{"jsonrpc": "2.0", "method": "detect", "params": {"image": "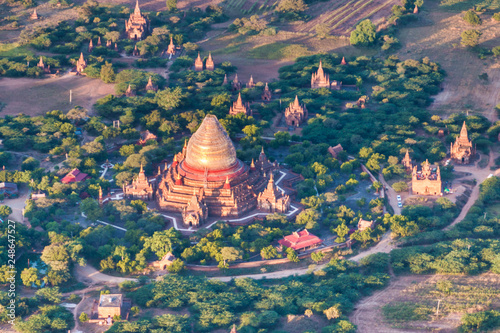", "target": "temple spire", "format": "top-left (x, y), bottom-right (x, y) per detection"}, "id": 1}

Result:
top-left (293, 95), bottom-right (300, 107)
top-left (134, 0), bottom-right (141, 15)
top-left (459, 121), bottom-right (468, 140)
top-left (236, 93), bottom-right (243, 107)
top-left (79, 52), bottom-right (85, 62)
